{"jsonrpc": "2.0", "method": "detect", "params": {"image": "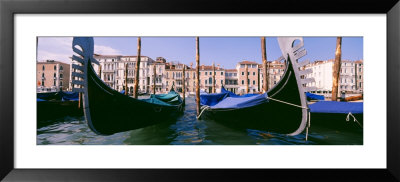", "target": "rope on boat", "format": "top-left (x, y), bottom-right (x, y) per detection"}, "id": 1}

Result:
top-left (305, 110), bottom-right (311, 141)
top-left (346, 112), bottom-right (363, 128)
top-left (267, 97), bottom-right (308, 109)
top-left (266, 97), bottom-right (311, 141)
top-left (196, 105), bottom-right (210, 119)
